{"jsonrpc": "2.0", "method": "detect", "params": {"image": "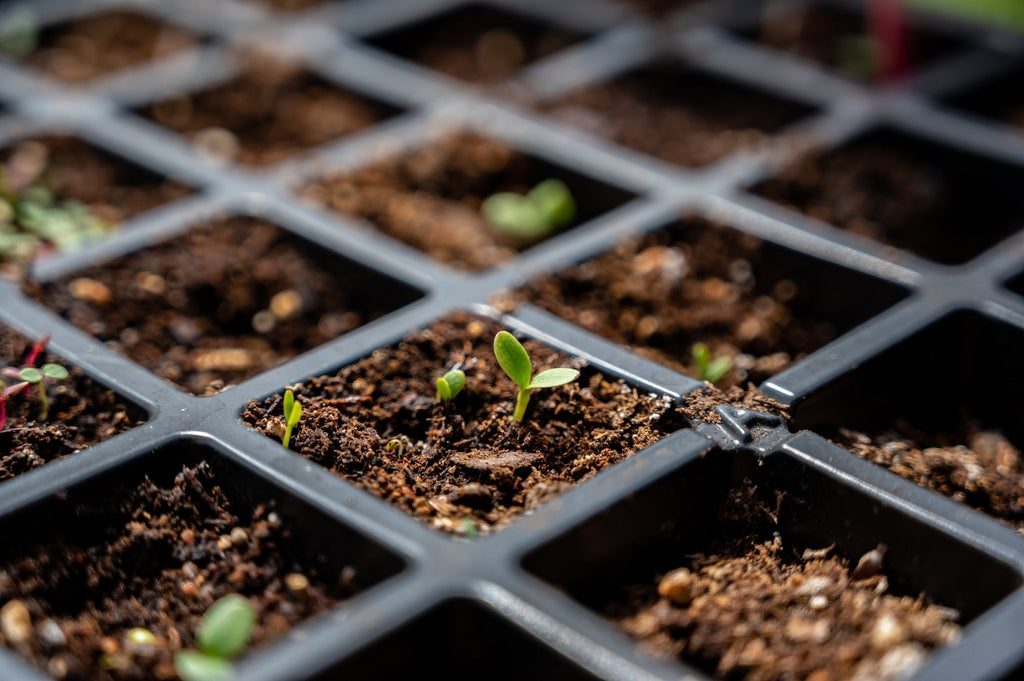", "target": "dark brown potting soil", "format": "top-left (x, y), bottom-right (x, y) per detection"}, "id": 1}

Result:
top-left (0, 461), bottom-right (346, 681)
top-left (140, 53), bottom-right (395, 166)
top-left (613, 535), bottom-right (961, 681)
top-left (21, 10), bottom-right (196, 83)
top-left (24, 216), bottom-right (420, 395)
top-left (744, 3), bottom-right (961, 80)
top-left (242, 312), bottom-right (689, 535)
top-left (508, 218), bottom-right (843, 387)
top-left (0, 328), bottom-right (142, 481)
top-left (616, 0), bottom-right (703, 15)
top-left (367, 5), bottom-right (584, 84)
top-left (0, 136), bottom-right (192, 225)
top-left (299, 132), bottom-right (614, 271)
top-left (678, 384), bottom-right (790, 425)
top-left (541, 66), bottom-right (812, 168)
top-left (250, 0), bottom-right (332, 11)
top-left (833, 422), bottom-right (1024, 533)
